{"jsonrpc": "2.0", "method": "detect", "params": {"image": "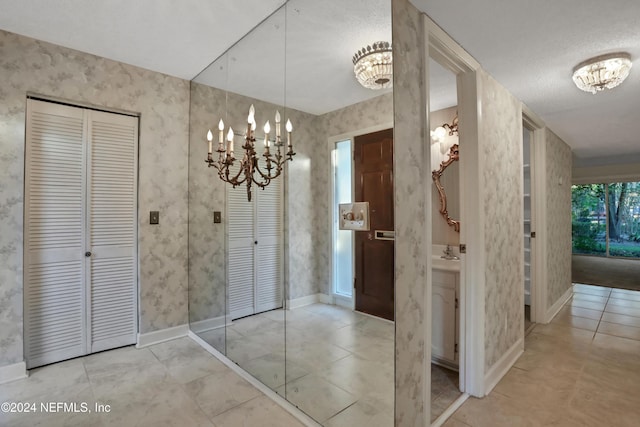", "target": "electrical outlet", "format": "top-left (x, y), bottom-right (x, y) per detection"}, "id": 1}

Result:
top-left (150, 211), bottom-right (159, 225)
top-left (213, 211), bottom-right (222, 224)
